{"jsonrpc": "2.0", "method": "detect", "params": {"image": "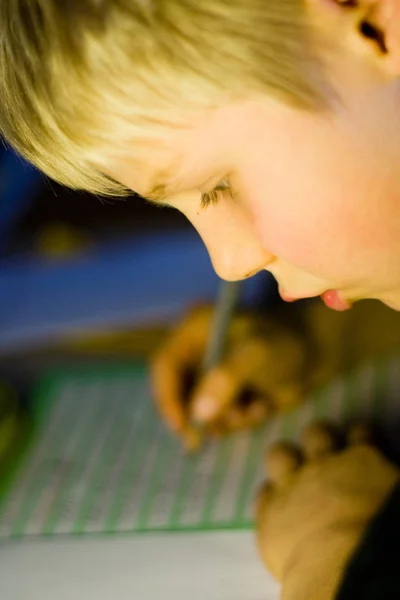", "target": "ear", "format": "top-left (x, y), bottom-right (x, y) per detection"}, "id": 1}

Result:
top-left (380, 0), bottom-right (400, 75)
top-left (340, 0), bottom-right (400, 75)
top-left (314, 0), bottom-right (400, 75)
top-left (372, 0), bottom-right (400, 74)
